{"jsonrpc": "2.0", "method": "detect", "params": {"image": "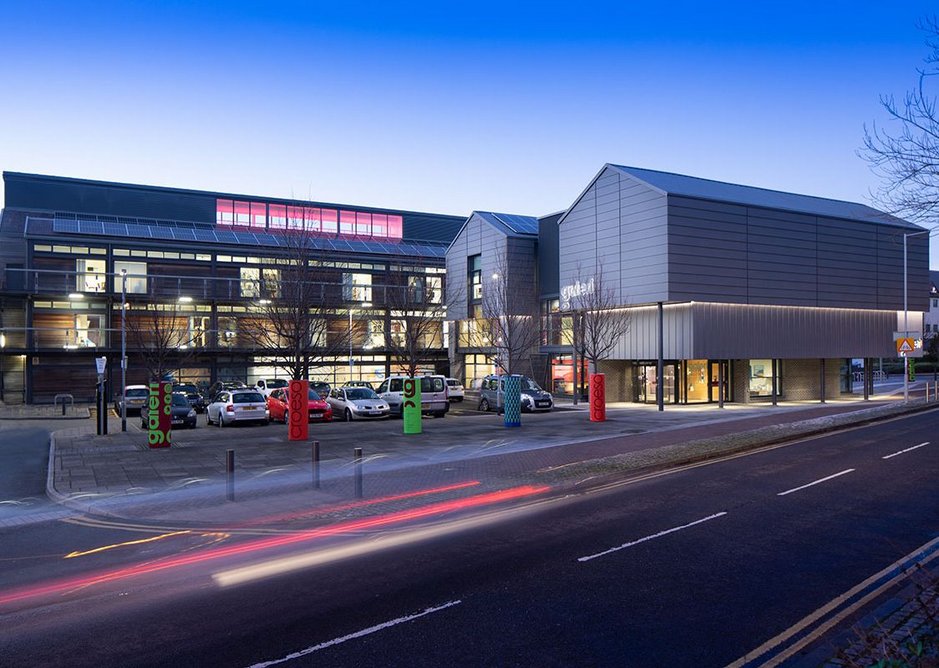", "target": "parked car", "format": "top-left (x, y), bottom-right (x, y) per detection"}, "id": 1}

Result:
top-left (344, 380), bottom-right (374, 390)
top-left (141, 392), bottom-right (198, 429)
top-left (267, 387), bottom-right (333, 423)
top-left (206, 389), bottom-right (269, 427)
top-left (375, 375), bottom-right (449, 417)
top-left (310, 381), bottom-right (331, 399)
top-left (205, 380), bottom-right (247, 402)
top-left (478, 375), bottom-right (554, 413)
top-left (116, 385), bottom-right (150, 416)
top-left (327, 386), bottom-right (390, 421)
top-left (254, 378), bottom-right (289, 398)
top-left (445, 378), bottom-right (465, 402)
top-left (172, 383), bottom-right (206, 413)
